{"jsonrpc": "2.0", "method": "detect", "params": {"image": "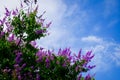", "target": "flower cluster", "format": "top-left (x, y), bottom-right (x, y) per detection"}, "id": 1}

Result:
top-left (35, 48), bottom-right (95, 80)
top-left (0, 1), bottom-right (95, 80)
